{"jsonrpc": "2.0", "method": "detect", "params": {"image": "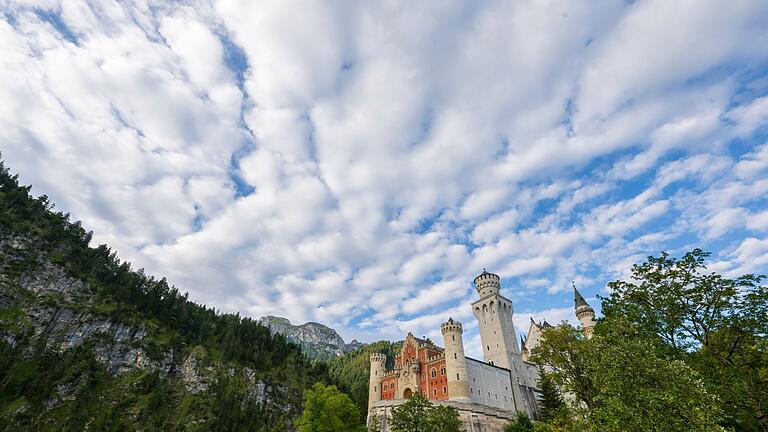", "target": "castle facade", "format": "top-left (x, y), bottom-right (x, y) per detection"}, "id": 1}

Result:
top-left (368, 271), bottom-right (596, 432)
